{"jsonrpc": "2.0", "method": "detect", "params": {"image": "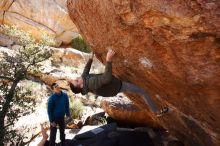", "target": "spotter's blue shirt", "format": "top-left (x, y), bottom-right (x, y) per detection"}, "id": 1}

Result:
top-left (47, 91), bottom-right (70, 122)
